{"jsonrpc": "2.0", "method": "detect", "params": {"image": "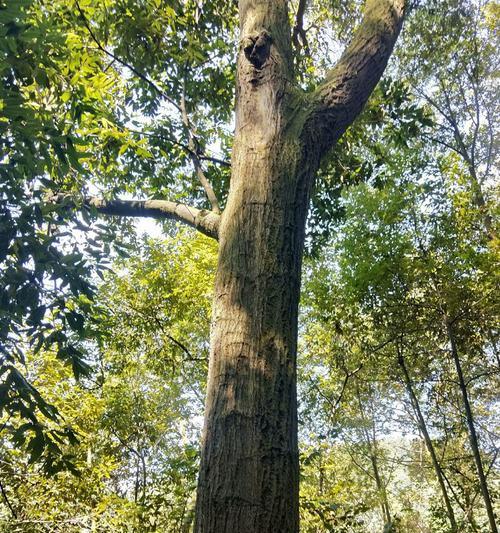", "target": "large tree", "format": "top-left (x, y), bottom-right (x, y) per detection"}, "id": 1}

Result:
top-left (189, 2), bottom-right (404, 530)
top-left (1, 0), bottom-right (407, 531)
